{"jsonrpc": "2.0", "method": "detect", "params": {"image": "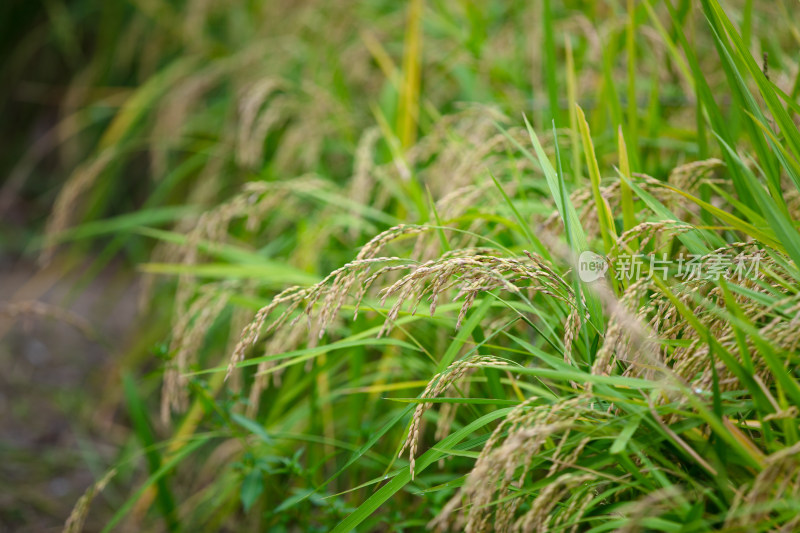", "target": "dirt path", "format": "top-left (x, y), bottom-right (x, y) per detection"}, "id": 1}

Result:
top-left (1, 255), bottom-right (140, 532)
